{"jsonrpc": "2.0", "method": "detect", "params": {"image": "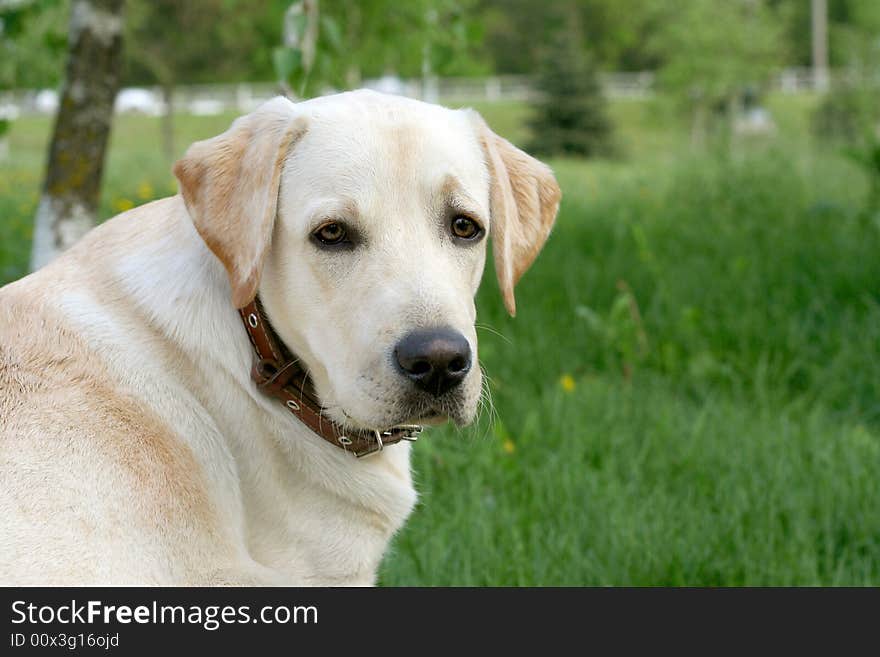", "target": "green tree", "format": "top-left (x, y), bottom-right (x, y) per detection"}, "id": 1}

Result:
top-left (527, 21), bottom-right (614, 158)
top-left (810, 0), bottom-right (880, 215)
top-left (0, 0), bottom-right (66, 90)
top-left (480, 0), bottom-right (662, 74)
top-left (829, 0), bottom-right (880, 71)
top-left (0, 0), bottom-right (66, 149)
top-left (274, 0), bottom-right (487, 96)
top-left (125, 0), bottom-right (266, 160)
top-left (647, 0), bottom-right (785, 145)
top-left (771, 0), bottom-right (880, 68)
